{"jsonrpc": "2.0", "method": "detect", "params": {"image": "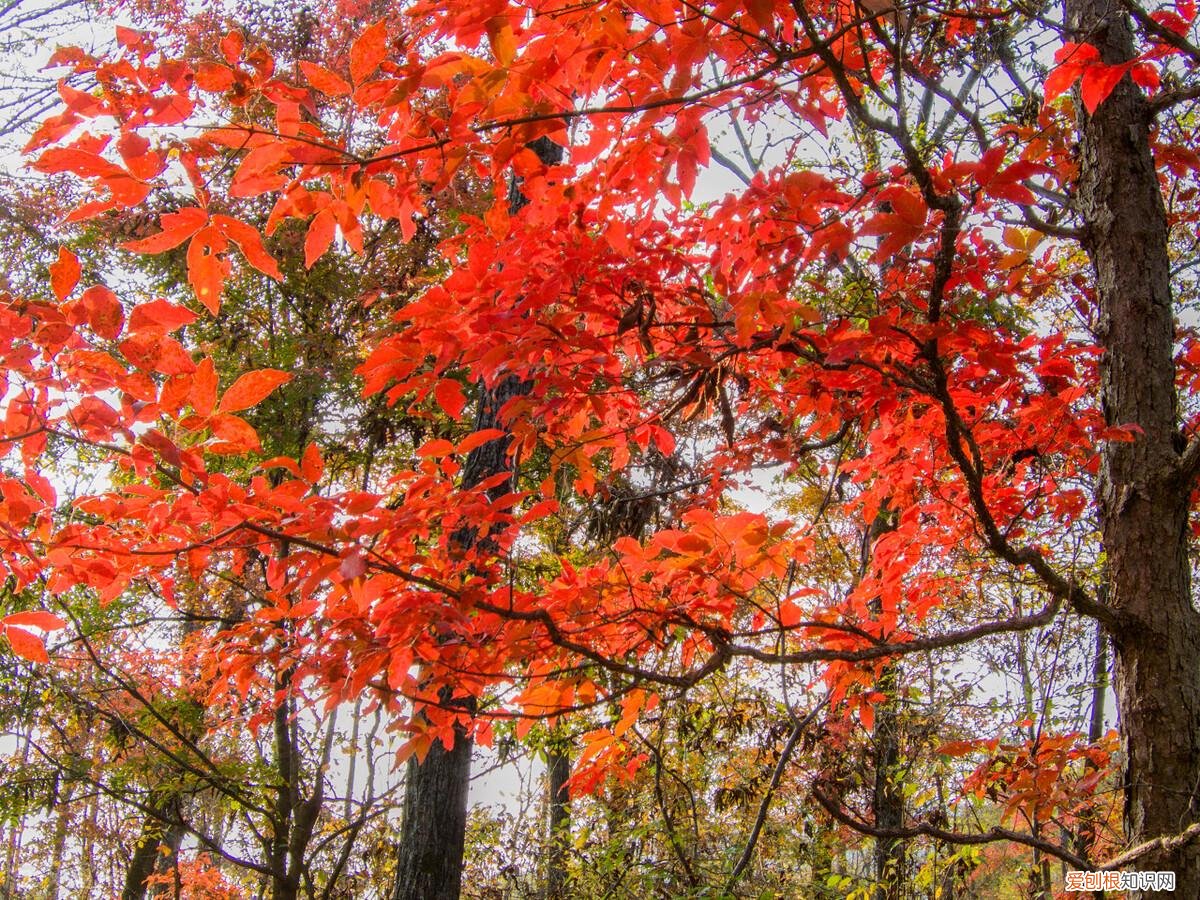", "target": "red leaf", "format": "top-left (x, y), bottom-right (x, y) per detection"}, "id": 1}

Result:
top-left (1053, 41), bottom-right (1100, 66)
top-left (3, 611), bottom-right (66, 631)
top-left (119, 333), bottom-right (196, 375)
top-left (1043, 64), bottom-right (1083, 105)
top-left (221, 31), bottom-right (244, 65)
top-left (49, 247), bottom-right (81, 301)
top-left (349, 19), bottom-right (389, 84)
top-left (860, 700), bottom-right (874, 732)
top-left (305, 208), bottom-right (336, 268)
top-left (457, 429), bottom-right (506, 455)
top-left (78, 285), bottom-right (124, 340)
top-left (186, 226), bottom-right (231, 314)
top-left (115, 26), bottom-right (145, 49)
top-left (124, 207), bottom-right (208, 254)
top-left (195, 62), bottom-right (236, 92)
top-left (208, 413), bottom-right (261, 452)
top-left (300, 61), bottom-right (351, 97)
top-left (190, 357), bottom-right (218, 417)
top-left (1081, 63), bottom-right (1129, 114)
top-left (1044, 43), bottom-right (1100, 104)
top-left (301, 442), bottom-right (324, 482)
top-left (1130, 62), bottom-right (1161, 93)
top-left (339, 548), bottom-right (368, 580)
top-left (212, 215), bottom-right (282, 280)
top-left (127, 299), bottom-right (198, 334)
top-left (5, 627), bottom-right (49, 663)
top-left (435, 379), bottom-right (467, 418)
top-left (218, 369), bottom-right (293, 413)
